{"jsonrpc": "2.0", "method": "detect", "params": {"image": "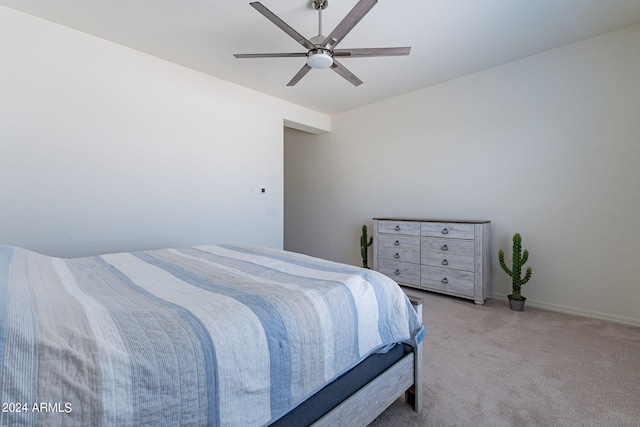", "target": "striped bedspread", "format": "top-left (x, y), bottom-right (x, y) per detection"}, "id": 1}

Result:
top-left (0, 244), bottom-right (424, 426)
